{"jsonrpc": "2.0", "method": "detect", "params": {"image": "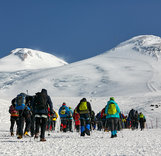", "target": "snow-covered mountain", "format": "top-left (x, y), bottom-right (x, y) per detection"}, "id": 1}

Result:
top-left (1, 35), bottom-right (161, 99)
top-left (0, 48), bottom-right (68, 71)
